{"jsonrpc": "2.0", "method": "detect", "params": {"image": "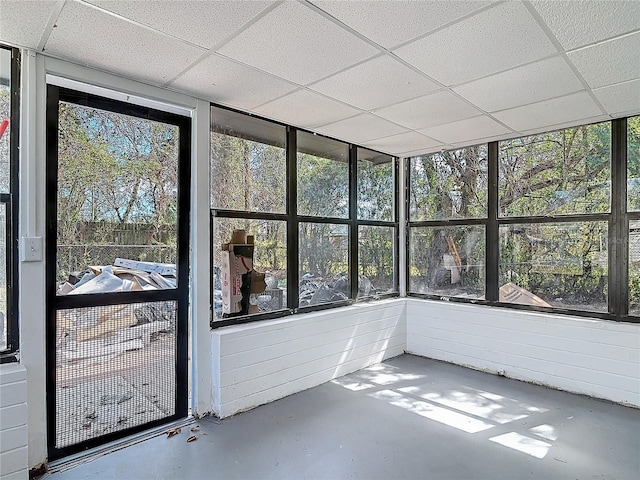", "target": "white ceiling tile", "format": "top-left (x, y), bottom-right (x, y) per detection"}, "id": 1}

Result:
top-left (44, 1), bottom-right (206, 85)
top-left (593, 79), bottom-right (640, 117)
top-left (313, 114), bottom-right (407, 144)
top-left (519, 114), bottom-right (611, 136)
top-left (0, 0), bottom-right (59, 49)
top-left (418, 115), bottom-right (511, 145)
top-left (373, 90), bottom-right (482, 130)
top-left (310, 0), bottom-right (493, 49)
top-left (309, 55), bottom-right (440, 110)
top-left (452, 132), bottom-right (520, 149)
top-left (170, 54), bottom-right (298, 110)
top-left (218, 1), bottom-right (379, 85)
top-left (453, 56), bottom-right (584, 112)
top-left (531, 0), bottom-right (640, 51)
top-left (493, 91), bottom-right (603, 132)
top-left (365, 131), bottom-right (443, 155)
top-left (86, 0), bottom-right (274, 49)
top-left (253, 90), bottom-right (360, 129)
top-left (568, 32), bottom-right (640, 89)
top-left (396, 147), bottom-right (443, 158)
top-left (394, 1), bottom-right (557, 86)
